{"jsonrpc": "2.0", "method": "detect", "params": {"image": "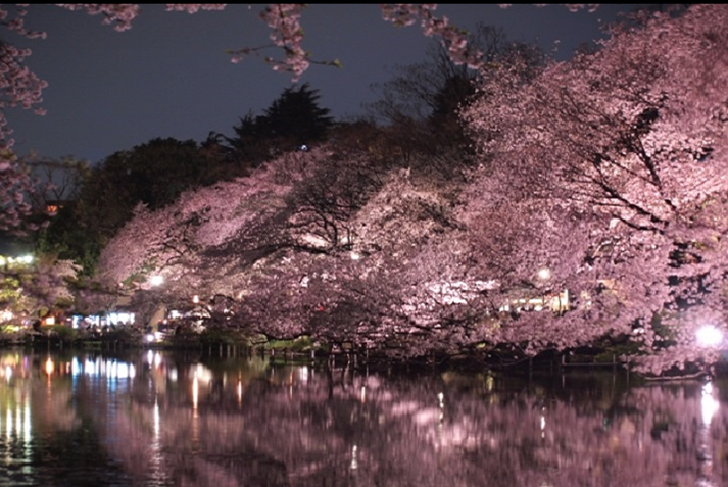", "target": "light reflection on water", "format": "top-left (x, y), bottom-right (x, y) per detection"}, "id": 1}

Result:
top-left (0, 349), bottom-right (725, 486)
